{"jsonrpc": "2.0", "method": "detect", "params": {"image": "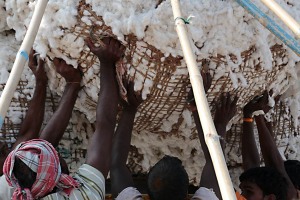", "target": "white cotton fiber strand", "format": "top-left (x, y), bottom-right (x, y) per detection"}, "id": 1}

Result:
top-left (0, 2), bottom-right (8, 31)
top-left (182, 109), bottom-right (193, 127)
top-left (229, 70), bottom-right (238, 89)
top-left (290, 99), bottom-right (300, 128)
top-left (268, 95), bottom-right (275, 108)
top-left (0, 32), bottom-right (20, 83)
